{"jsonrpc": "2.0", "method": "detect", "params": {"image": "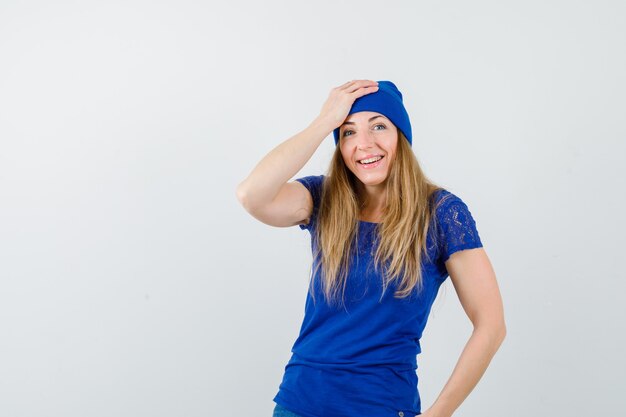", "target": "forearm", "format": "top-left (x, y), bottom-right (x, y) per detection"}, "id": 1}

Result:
top-left (427, 325), bottom-right (506, 417)
top-left (236, 117), bottom-right (332, 207)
